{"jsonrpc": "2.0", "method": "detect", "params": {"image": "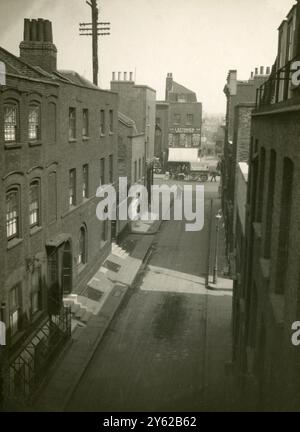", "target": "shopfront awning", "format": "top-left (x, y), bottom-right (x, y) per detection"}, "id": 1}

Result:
top-left (168, 148), bottom-right (200, 163)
